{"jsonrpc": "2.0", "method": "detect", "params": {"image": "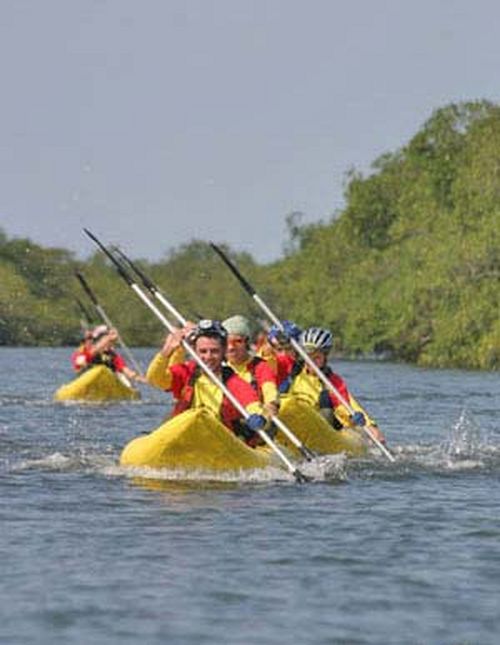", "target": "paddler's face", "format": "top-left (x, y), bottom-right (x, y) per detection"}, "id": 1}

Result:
top-left (226, 334), bottom-right (249, 363)
top-left (308, 350), bottom-right (328, 369)
top-left (195, 336), bottom-right (225, 371)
